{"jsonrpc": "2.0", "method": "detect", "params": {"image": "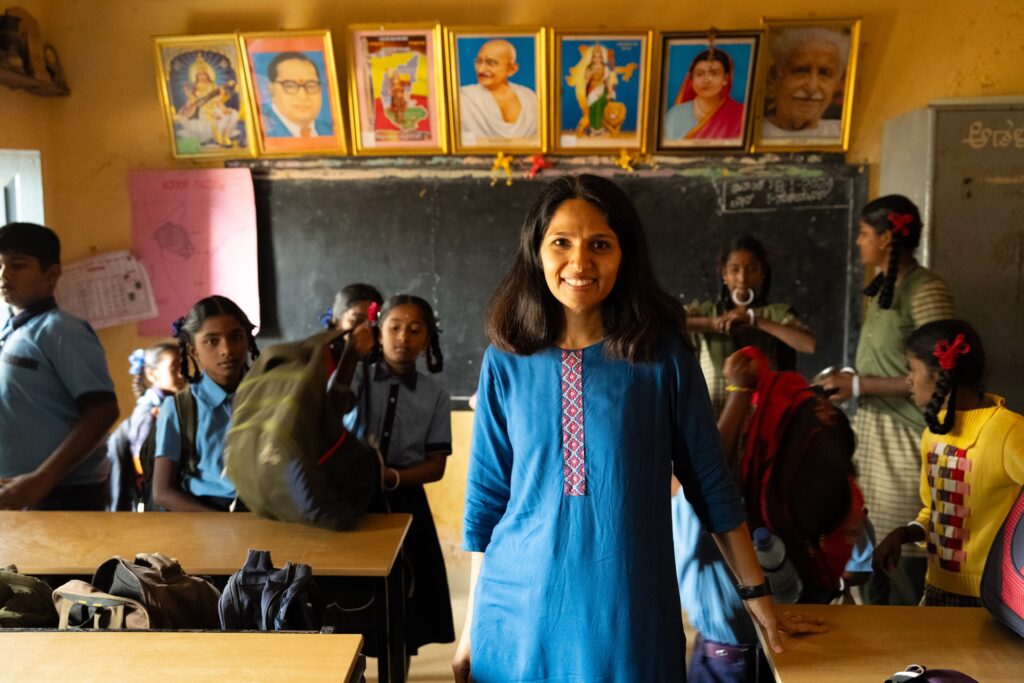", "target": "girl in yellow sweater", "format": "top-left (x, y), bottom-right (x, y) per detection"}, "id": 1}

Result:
top-left (874, 319), bottom-right (1024, 606)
